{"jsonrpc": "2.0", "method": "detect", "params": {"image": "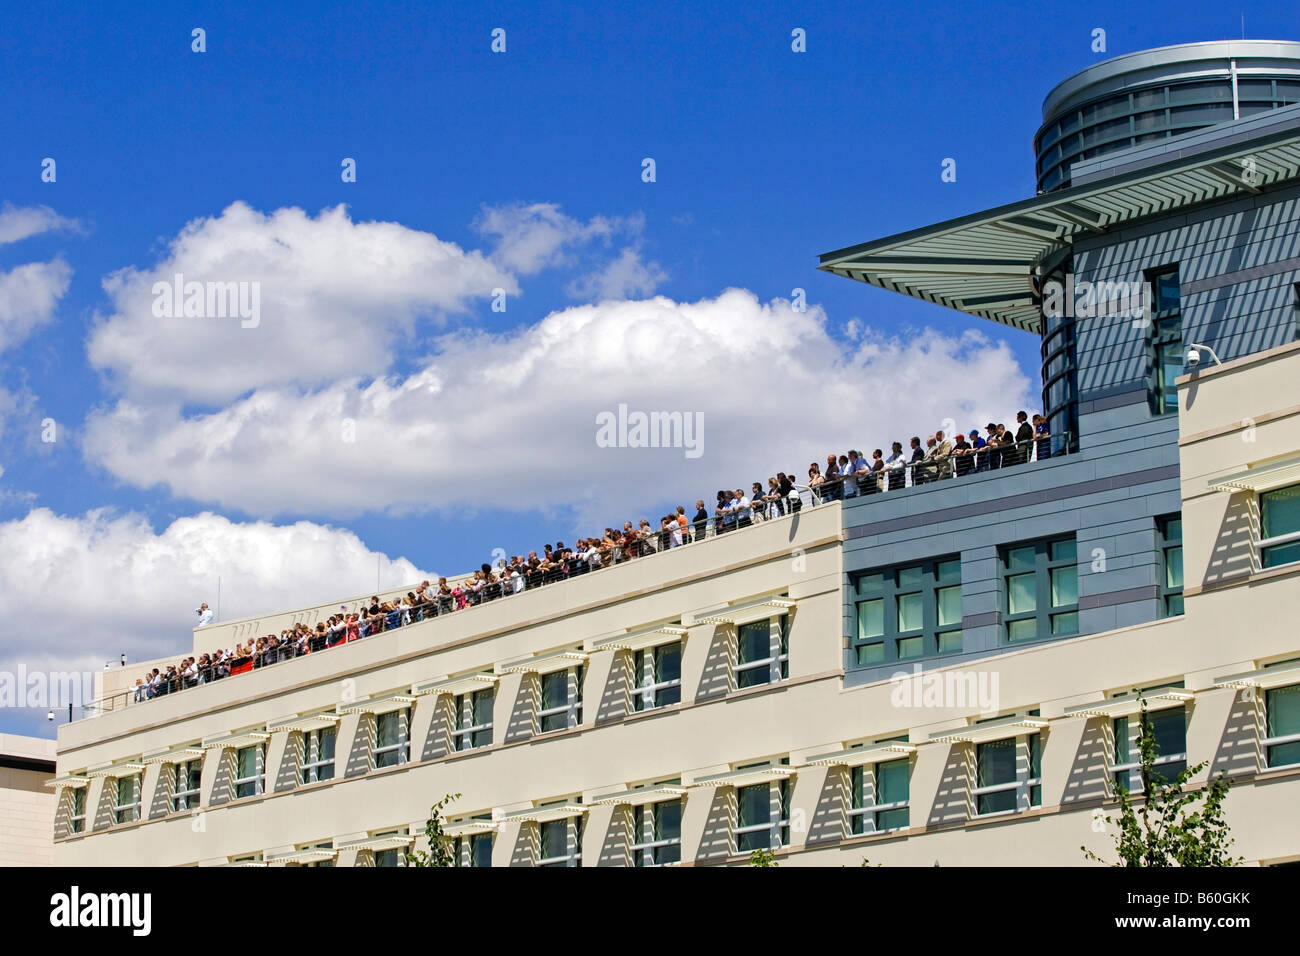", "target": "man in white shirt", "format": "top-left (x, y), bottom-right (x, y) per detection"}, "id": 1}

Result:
top-left (733, 489), bottom-right (753, 528)
top-left (196, 603), bottom-right (213, 627)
